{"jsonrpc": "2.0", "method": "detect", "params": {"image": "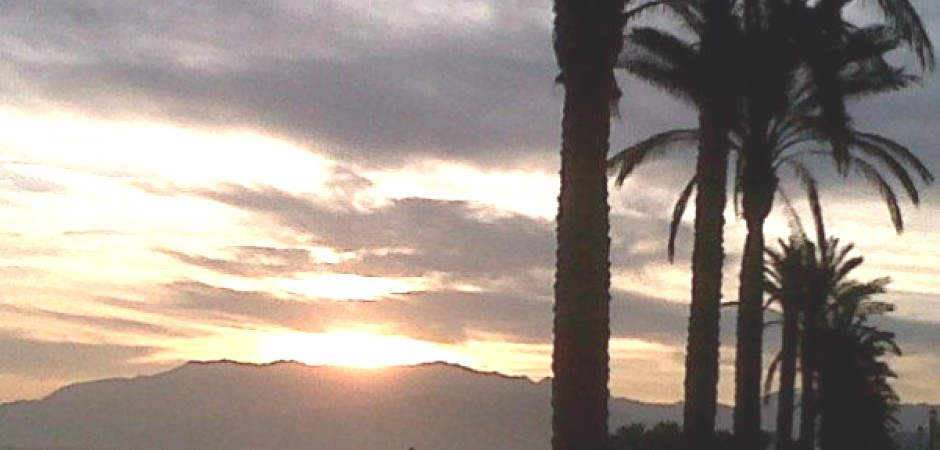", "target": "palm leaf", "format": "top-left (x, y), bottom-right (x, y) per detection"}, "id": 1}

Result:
top-left (608, 128), bottom-right (699, 185)
top-left (847, 134), bottom-right (926, 205)
top-left (850, 158), bottom-right (905, 231)
top-left (668, 176), bottom-right (696, 262)
top-left (873, 0), bottom-right (935, 70)
top-left (853, 132), bottom-right (934, 183)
